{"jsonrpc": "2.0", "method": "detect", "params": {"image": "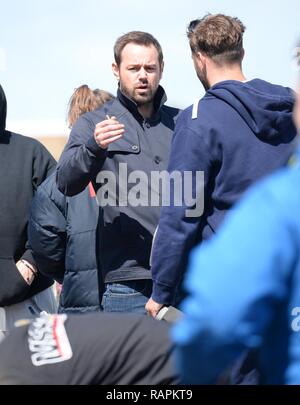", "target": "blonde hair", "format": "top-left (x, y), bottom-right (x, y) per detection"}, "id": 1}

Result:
top-left (67, 85), bottom-right (114, 127)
